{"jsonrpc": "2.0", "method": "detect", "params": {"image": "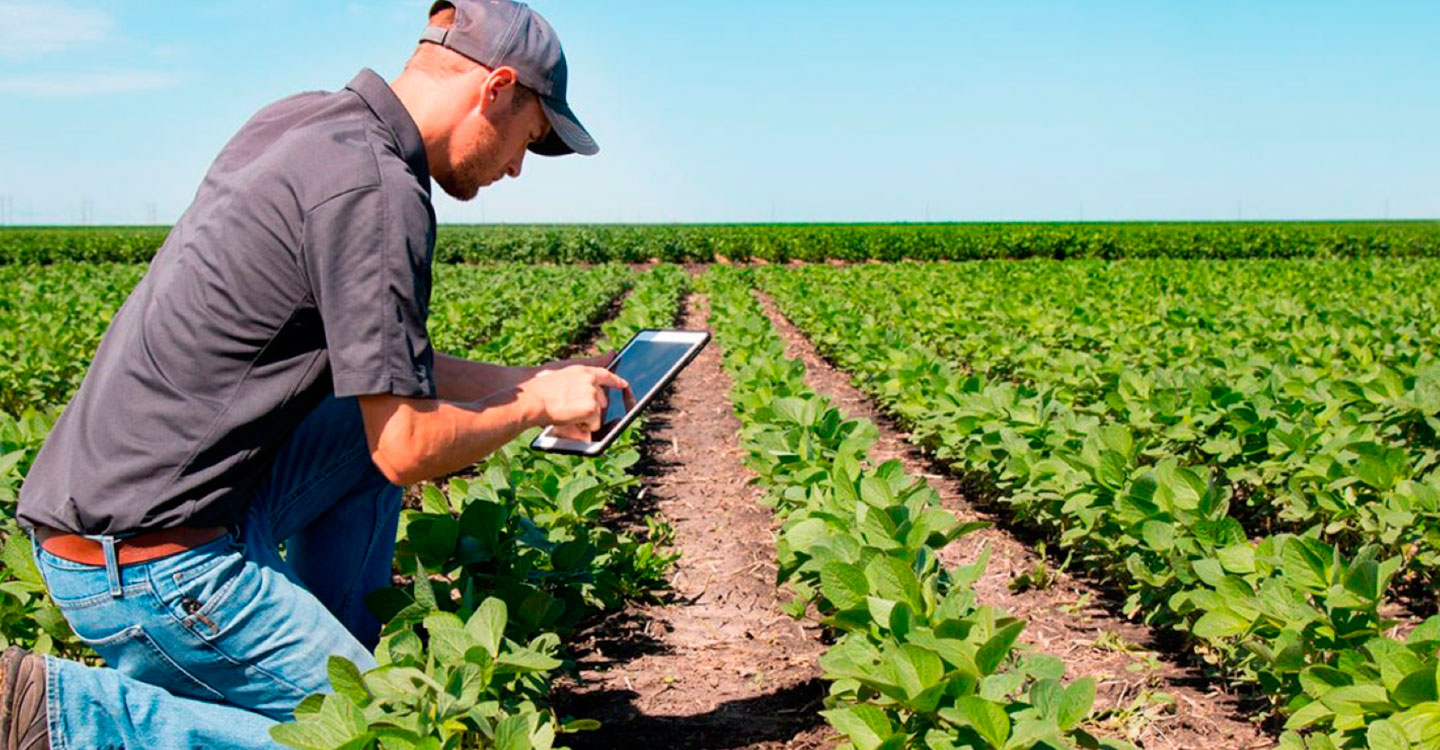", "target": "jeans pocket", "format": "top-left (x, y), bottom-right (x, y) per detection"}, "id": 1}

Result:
top-left (150, 537), bottom-right (250, 642)
top-left (81, 623), bottom-right (227, 702)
